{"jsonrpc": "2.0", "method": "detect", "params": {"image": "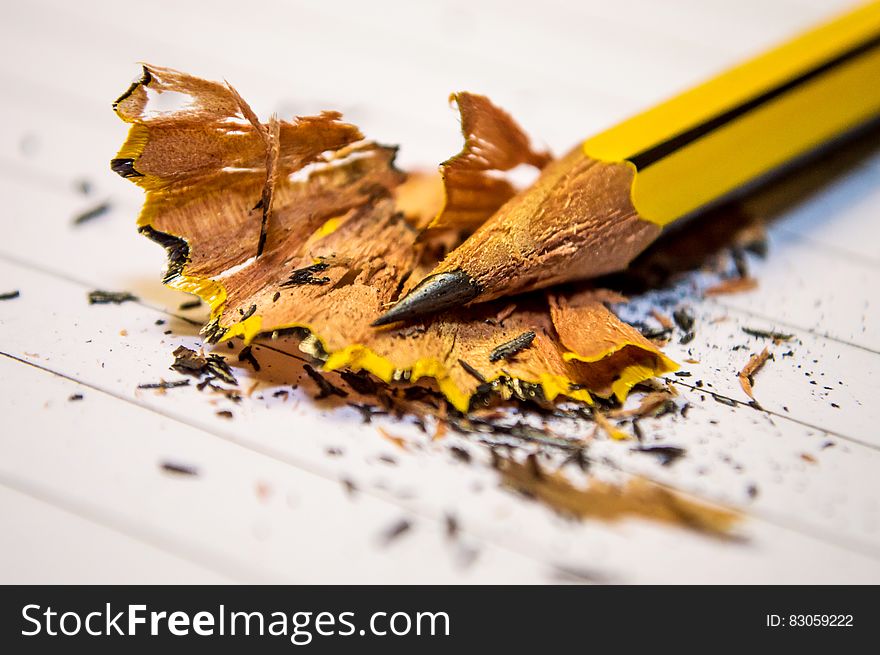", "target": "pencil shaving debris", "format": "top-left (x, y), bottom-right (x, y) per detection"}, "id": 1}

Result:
top-left (633, 445), bottom-right (687, 466)
top-left (379, 518), bottom-right (412, 546)
top-left (742, 327), bottom-right (793, 341)
top-left (137, 379), bottom-right (190, 391)
top-left (110, 64), bottom-right (676, 414)
top-left (738, 347), bottom-right (772, 400)
top-left (496, 455), bottom-right (738, 536)
top-left (488, 331), bottom-right (536, 362)
top-left (594, 412), bottom-right (630, 441)
top-left (171, 346), bottom-right (207, 375)
top-left (103, 65), bottom-right (790, 538)
top-left (88, 289), bottom-right (138, 305)
top-left (704, 277), bottom-right (758, 296)
top-left (160, 461), bottom-right (199, 476)
top-left (72, 200), bottom-right (111, 226)
top-left (424, 92), bottom-right (551, 234)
